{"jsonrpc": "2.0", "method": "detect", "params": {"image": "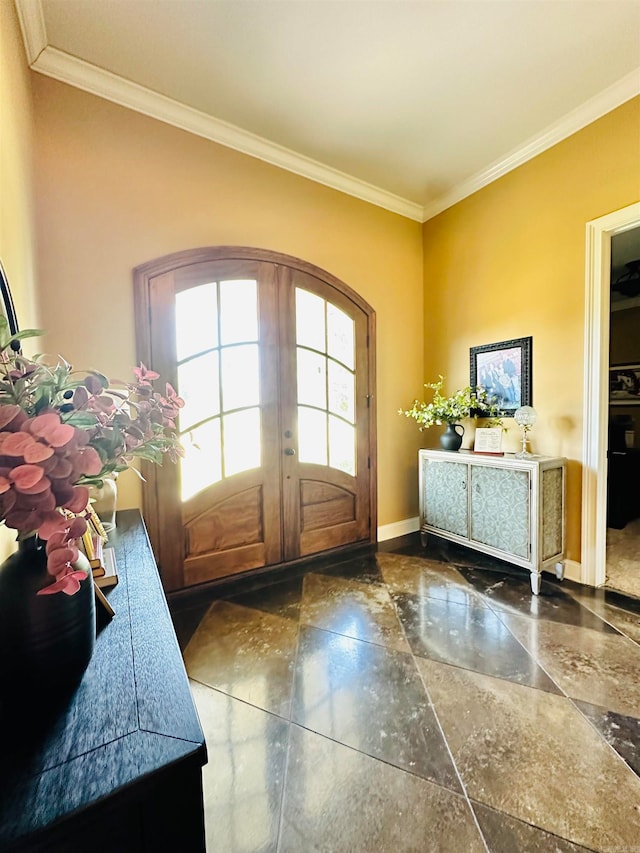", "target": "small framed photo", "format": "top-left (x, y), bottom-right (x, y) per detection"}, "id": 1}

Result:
top-left (474, 427), bottom-right (503, 454)
top-left (610, 364), bottom-right (640, 405)
top-left (470, 336), bottom-right (532, 416)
